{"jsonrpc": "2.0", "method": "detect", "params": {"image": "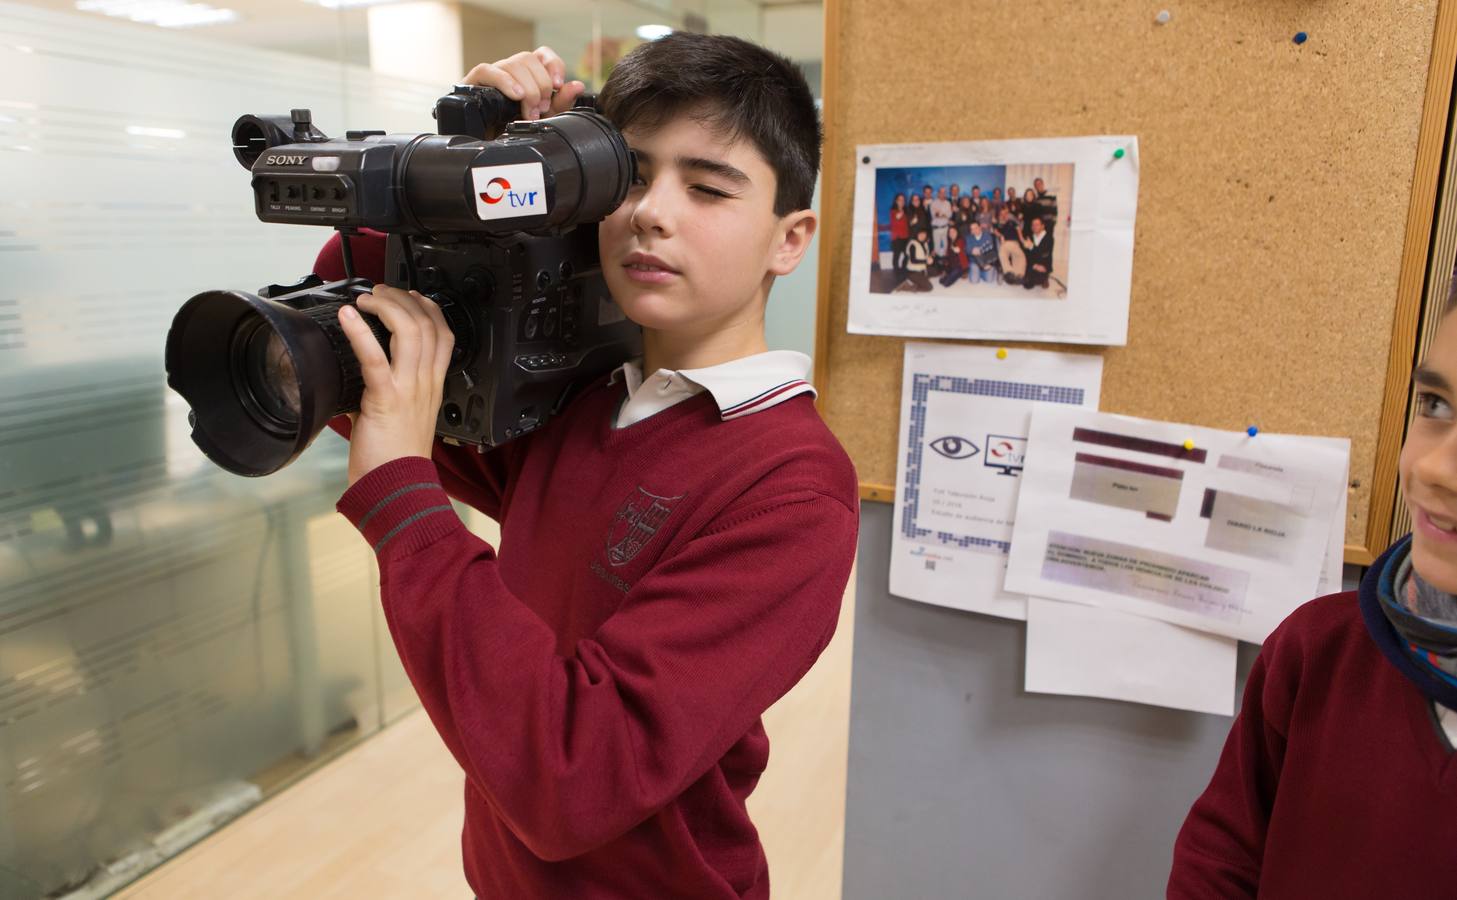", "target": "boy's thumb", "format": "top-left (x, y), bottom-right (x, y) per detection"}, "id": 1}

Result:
top-left (560, 80), bottom-right (587, 109)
